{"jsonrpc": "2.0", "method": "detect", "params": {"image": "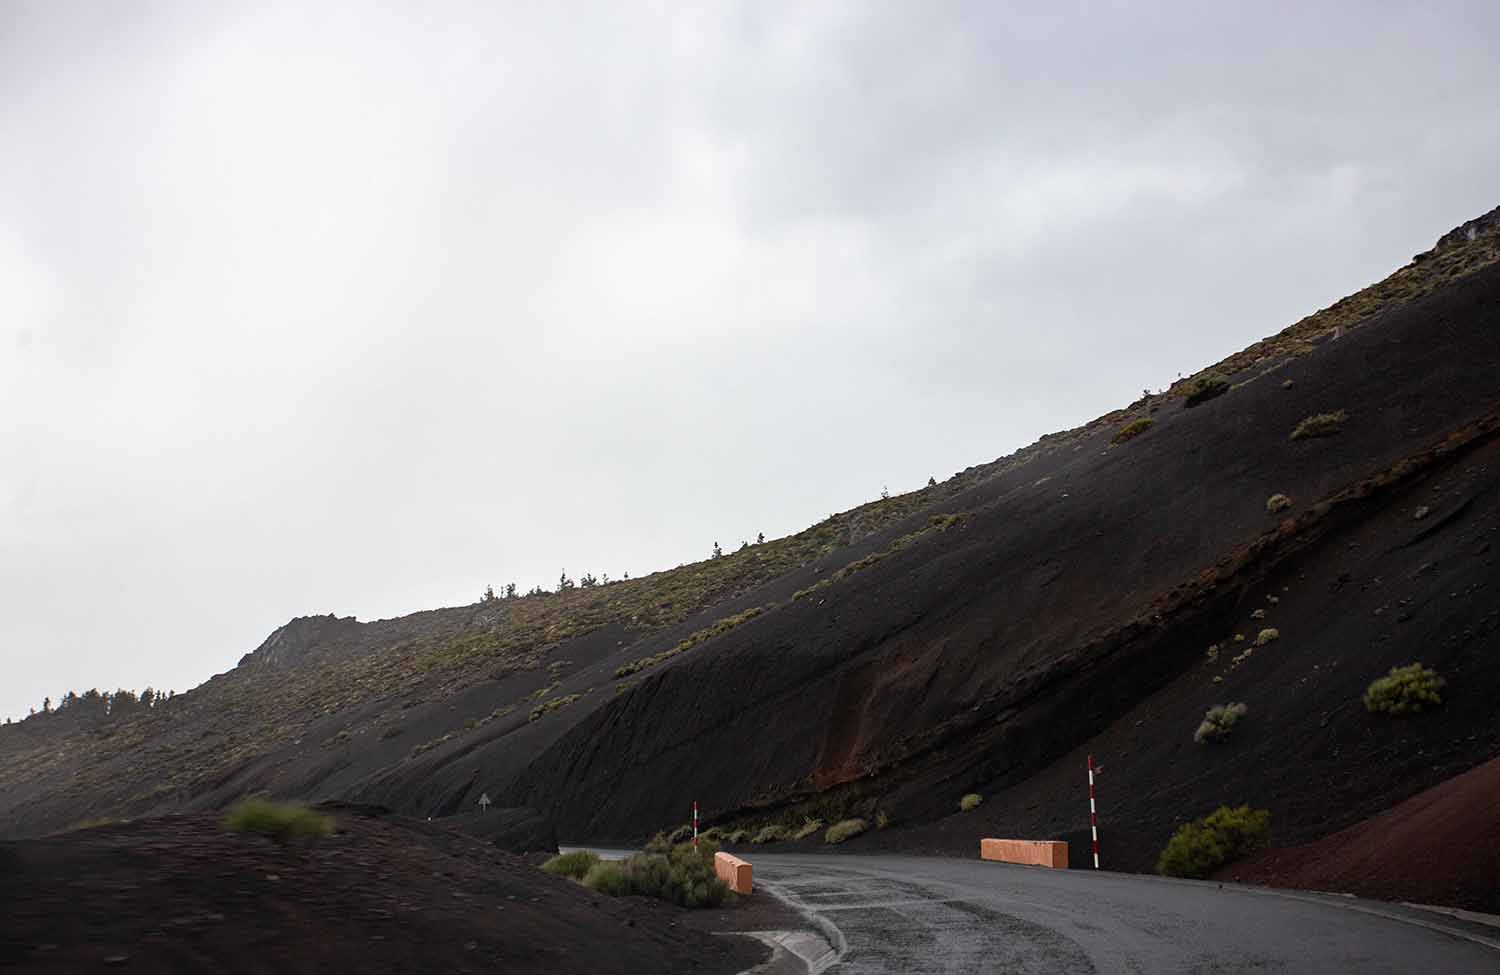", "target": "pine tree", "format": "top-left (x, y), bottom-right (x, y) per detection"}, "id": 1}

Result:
top-left (927, 476), bottom-right (937, 488)
top-left (483, 584), bottom-right (497, 602)
top-left (756, 532), bottom-right (765, 544)
top-left (557, 570), bottom-right (575, 592)
top-left (712, 541), bottom-right (723, 559)
top-left (504, 583), bottom-right (517, 599)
